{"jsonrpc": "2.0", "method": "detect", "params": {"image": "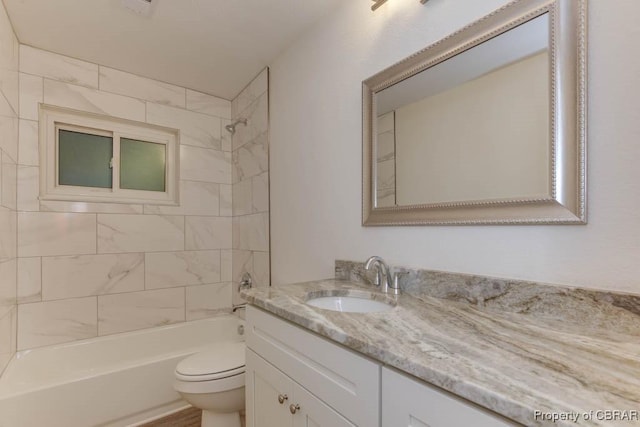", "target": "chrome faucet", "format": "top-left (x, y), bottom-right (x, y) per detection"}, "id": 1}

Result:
top-left (364, 256), bottom-right (401, 295)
